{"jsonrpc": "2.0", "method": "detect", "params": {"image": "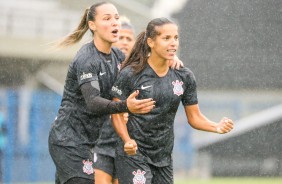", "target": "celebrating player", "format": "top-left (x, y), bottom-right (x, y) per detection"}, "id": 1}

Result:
top-left (48, 2), bottom-right (155, 184)
top-left (111, 17), bottom-right (234, 184)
